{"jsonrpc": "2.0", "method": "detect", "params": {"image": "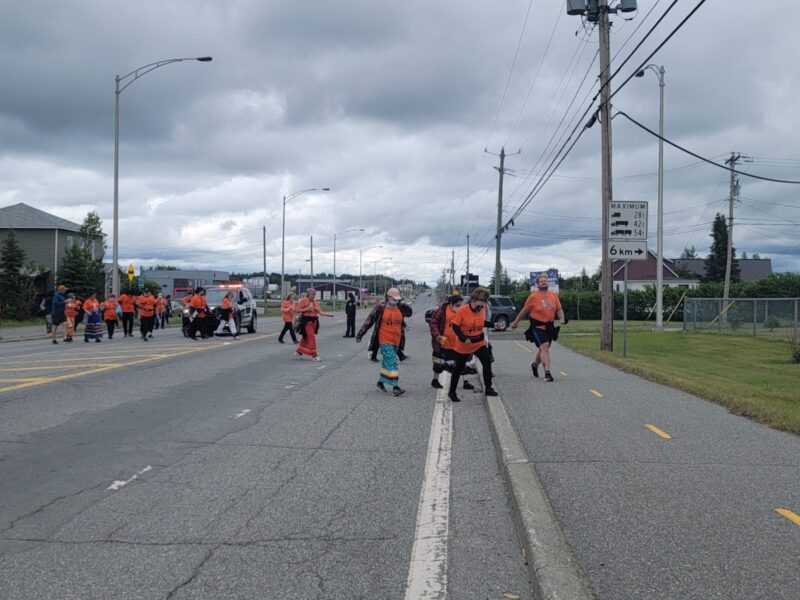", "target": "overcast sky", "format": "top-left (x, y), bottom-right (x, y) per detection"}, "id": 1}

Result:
top-left (2, 0), bottom-right (799, 285)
